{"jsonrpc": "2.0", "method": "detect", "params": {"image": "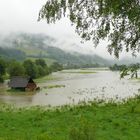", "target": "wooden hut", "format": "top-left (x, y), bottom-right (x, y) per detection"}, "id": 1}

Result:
top-left (9, 76), bottom-right (37, 91)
